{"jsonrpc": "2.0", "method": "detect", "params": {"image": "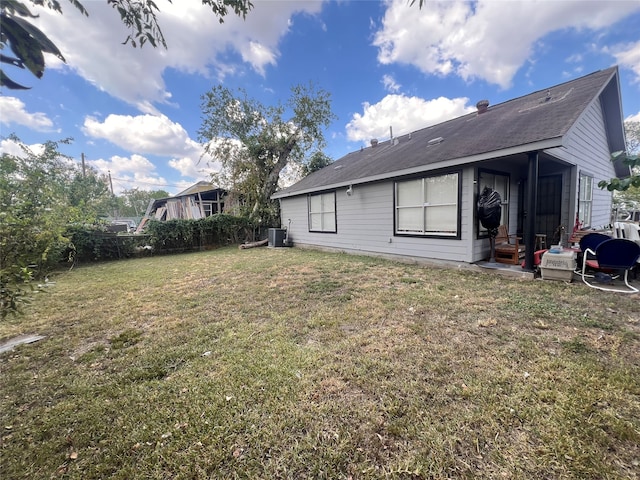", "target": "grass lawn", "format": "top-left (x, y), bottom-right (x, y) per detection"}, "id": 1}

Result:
top-left (1, 247), bottom-right (639, 479)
